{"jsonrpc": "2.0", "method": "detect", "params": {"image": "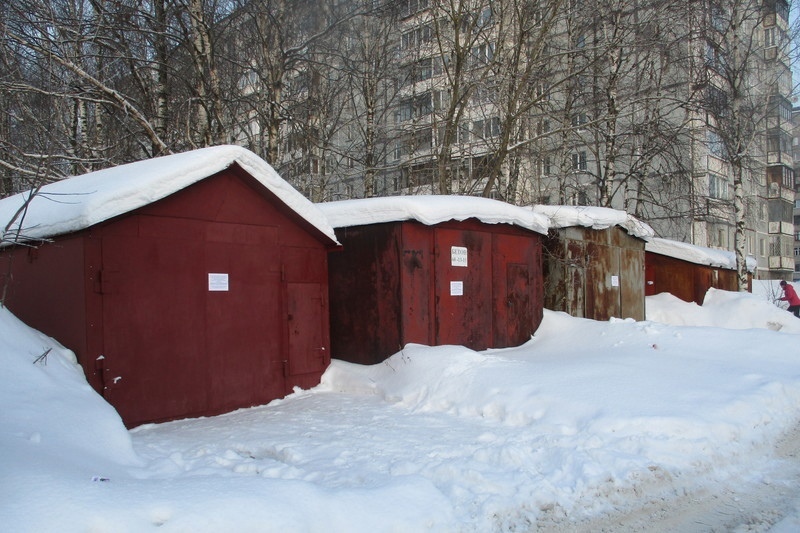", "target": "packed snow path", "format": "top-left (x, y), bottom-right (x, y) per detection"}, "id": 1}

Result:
top-left (129, 392), bottom-right (800, 532)
top-left (4, 288), bottom-right (800, 531)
